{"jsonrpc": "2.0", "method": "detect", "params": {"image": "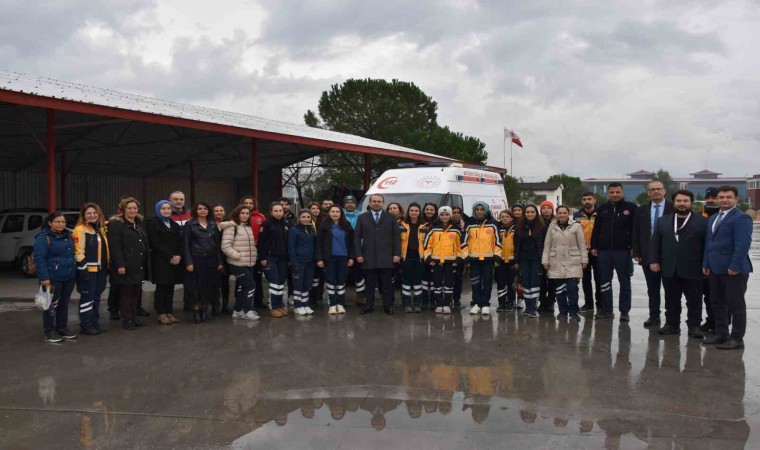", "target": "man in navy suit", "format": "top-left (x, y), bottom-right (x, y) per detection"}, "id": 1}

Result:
top-left (649, 190), bottom-right (707, 338)
top-left (702, 185), bottom-right (754, 349)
